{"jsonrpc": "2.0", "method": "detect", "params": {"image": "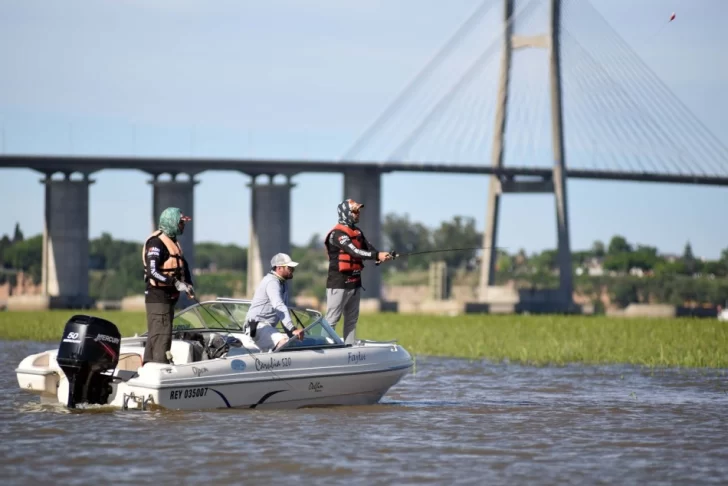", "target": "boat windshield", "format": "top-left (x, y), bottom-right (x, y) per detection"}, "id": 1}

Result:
top-left (172, 300), bottom-right (249, 332)
top-left (276, 311), bottom-right (345, 351)
top-left (169, 300), bottom-right (338, 342)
